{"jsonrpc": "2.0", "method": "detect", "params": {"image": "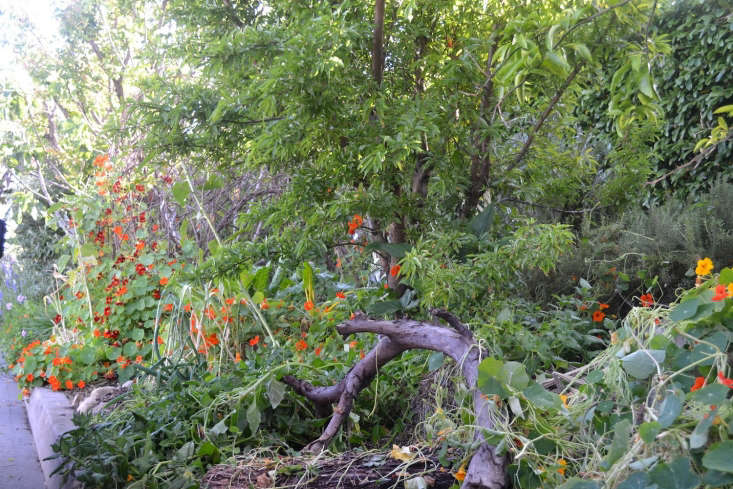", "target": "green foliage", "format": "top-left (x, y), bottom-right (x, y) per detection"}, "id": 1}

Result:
top-left (649, 0), bottom-right (733, 200)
